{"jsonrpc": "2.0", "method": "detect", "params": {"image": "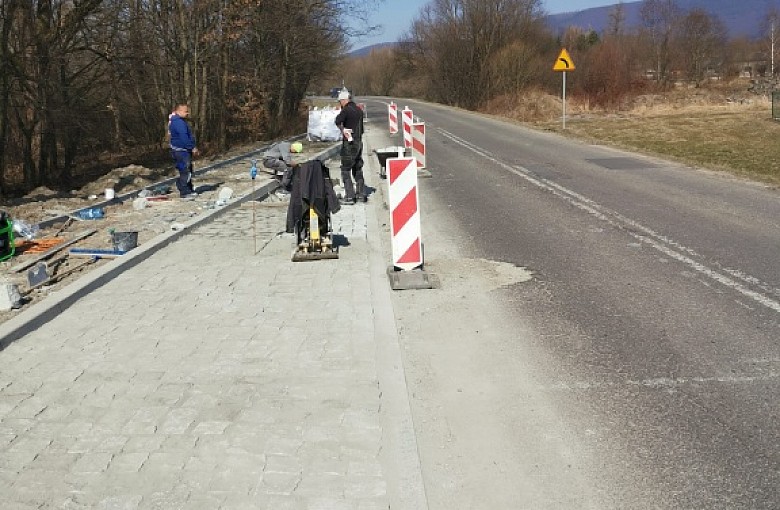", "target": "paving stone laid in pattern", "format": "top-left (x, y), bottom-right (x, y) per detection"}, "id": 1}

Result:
top-left (0, 190), bottom-right (389, 508)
